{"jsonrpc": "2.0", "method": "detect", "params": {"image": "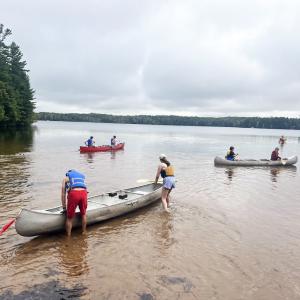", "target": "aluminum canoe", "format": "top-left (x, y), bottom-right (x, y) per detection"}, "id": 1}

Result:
top-left (214, 155), bottom-right (298, 166)
top-left (15, 183), bottom-right (162, 237)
